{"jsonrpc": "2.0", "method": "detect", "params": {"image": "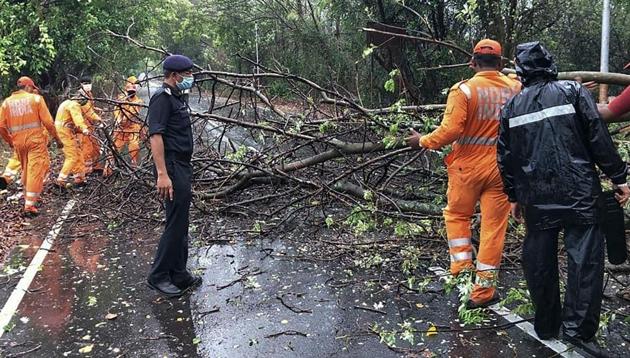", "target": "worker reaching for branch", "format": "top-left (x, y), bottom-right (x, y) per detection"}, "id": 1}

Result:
top-left (407, 39), bottom-right (521, 308)
top-left (55, 93), bottom-right (91, 187)
top-left (77, 81), bottom-right (103, 174)
top-left (0, 77), bottom-right (63, 216)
